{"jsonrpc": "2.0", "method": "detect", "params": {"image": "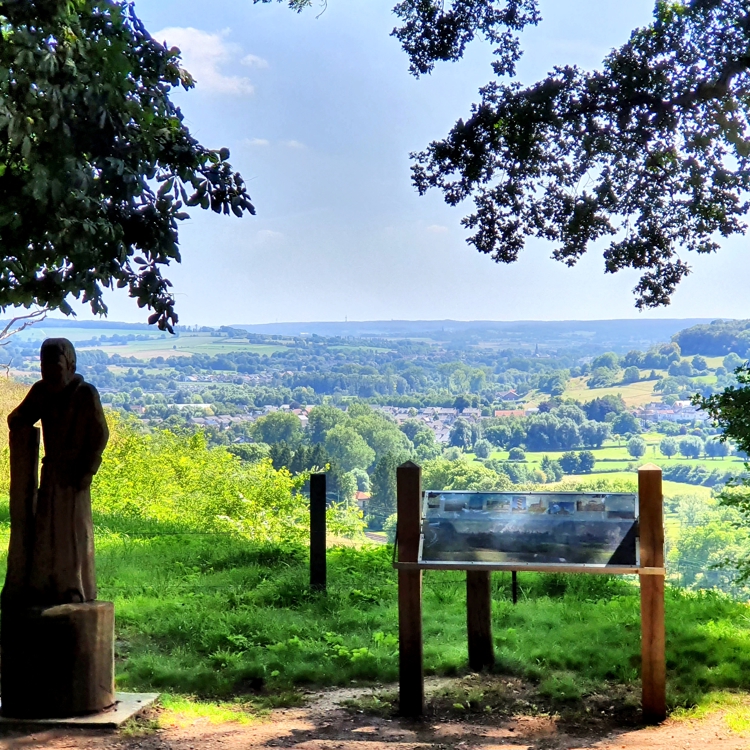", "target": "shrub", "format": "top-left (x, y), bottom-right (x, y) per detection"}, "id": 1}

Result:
top-left (626, 437), bottom-right (647, 459)
top-left (559, 451), bottom-right (580, 474)
top-left (660, 437), bottom-right (677, 458)
top-left (473, 438), bottom-right (493, 459)
top-left (577, 451), bottom-right (595, 473)
top-left (92, 414), bottom-right (365, 542)
top-left (679, 436), bottom-right (704, 459)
